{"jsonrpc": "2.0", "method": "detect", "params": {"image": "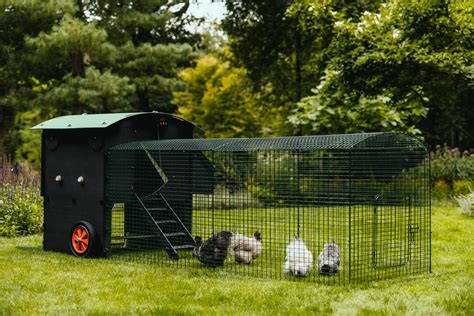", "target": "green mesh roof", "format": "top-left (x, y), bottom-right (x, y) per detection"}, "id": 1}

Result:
top-left (111, 132), bottom-right (426, 152)
top-left (31, 112), bottom-right (191, 130)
